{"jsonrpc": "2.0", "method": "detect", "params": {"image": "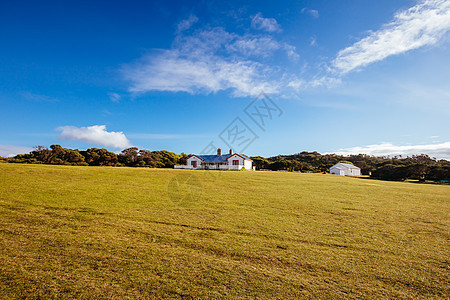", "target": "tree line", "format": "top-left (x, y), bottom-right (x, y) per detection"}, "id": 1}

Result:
top-left (251, 151), bottom-right (450, 182)
top-left (1, 146), bottom-right (449, 182)
top-left (1, 145), bottom-right (187, 168)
